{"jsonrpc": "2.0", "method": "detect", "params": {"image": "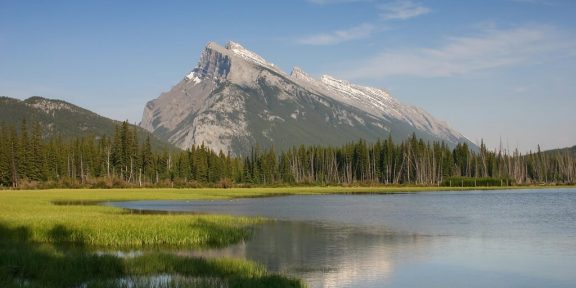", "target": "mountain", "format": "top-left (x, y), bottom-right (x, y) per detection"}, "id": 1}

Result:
top-left (544, 145), bottom-right (576, 157)
top-left (0, 96), bottom-right (174, 151)
top-left (141, 41), bottom-right (475, 155)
